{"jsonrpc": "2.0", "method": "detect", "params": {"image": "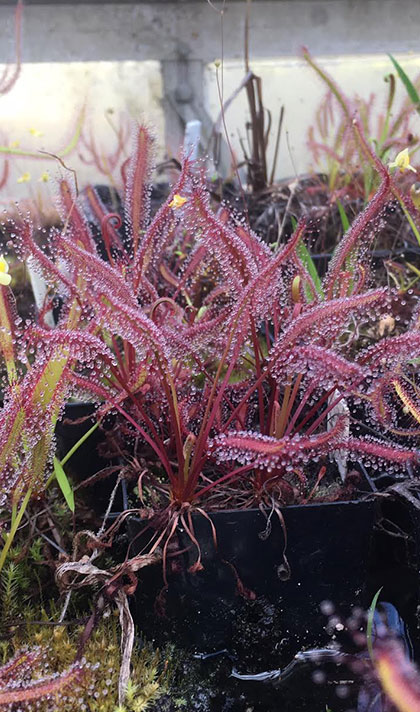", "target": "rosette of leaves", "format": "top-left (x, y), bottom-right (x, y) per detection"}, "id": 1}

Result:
top-left (13, 123), bottom-right (419, 537)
